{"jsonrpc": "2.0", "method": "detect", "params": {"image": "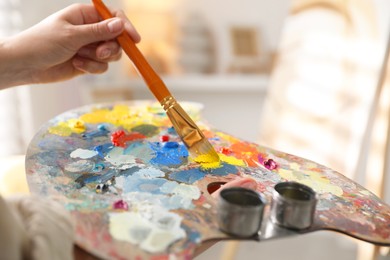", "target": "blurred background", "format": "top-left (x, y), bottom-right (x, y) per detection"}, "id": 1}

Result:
top-left (0, 0), bottom-right (389, 259)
